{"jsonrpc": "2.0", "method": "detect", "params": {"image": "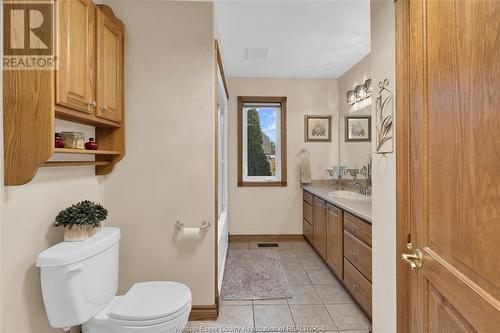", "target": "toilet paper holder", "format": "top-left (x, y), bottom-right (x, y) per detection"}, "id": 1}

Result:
top-left (176, 220), bottom-right (211, 232)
